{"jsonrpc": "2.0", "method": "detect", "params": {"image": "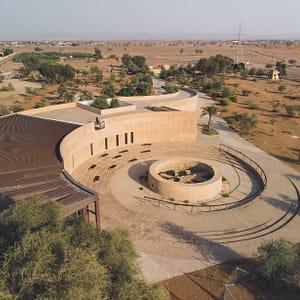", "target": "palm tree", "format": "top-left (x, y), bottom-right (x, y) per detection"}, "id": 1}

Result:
top-left (201, 105), bottom-right (218, 132)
